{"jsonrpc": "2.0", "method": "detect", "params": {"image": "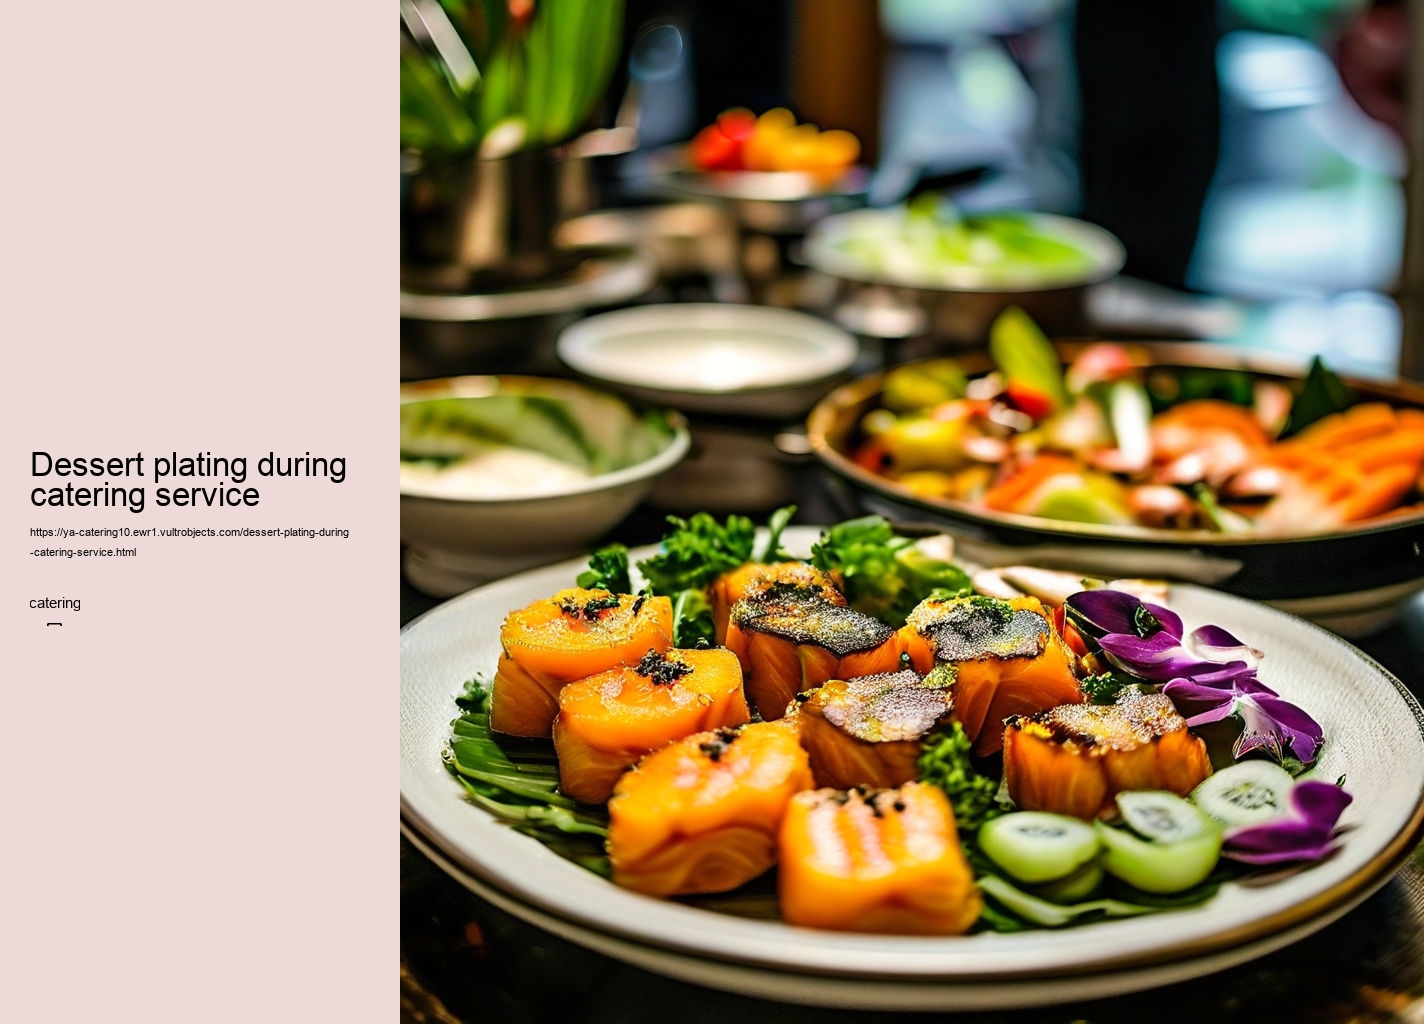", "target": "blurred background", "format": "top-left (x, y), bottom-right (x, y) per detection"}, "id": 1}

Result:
top-left (401, 0), bottom-right (1418, 382)
top-left (399, 0), bottom-right (1424, 597)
